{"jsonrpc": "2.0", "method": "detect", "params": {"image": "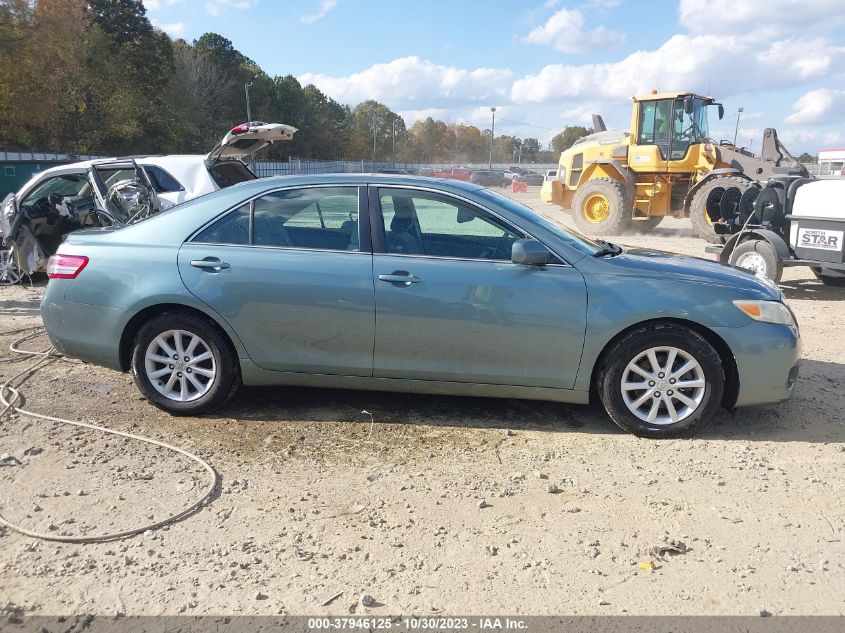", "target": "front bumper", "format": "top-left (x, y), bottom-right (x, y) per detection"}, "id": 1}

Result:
top-left (714, 321), bottom-right (801, 407)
